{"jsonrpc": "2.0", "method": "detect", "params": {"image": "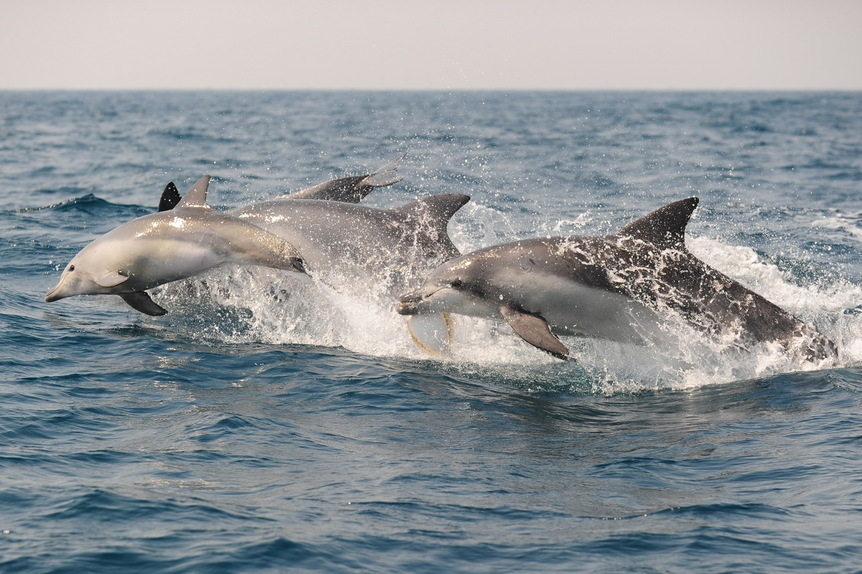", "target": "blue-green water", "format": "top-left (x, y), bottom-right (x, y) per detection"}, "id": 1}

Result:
top-left (2, 91), bottom-right (861, 572)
